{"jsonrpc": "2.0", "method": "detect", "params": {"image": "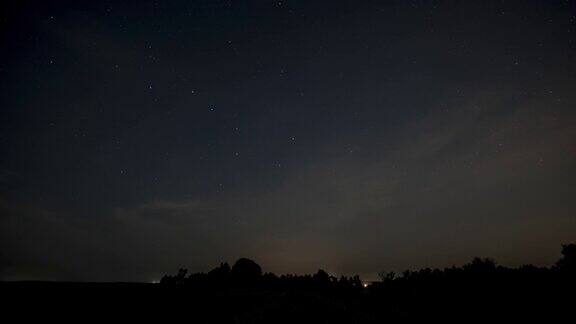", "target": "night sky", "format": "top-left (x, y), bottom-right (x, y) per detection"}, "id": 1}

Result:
top-left (1, 0), bottom-right (575, 282)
